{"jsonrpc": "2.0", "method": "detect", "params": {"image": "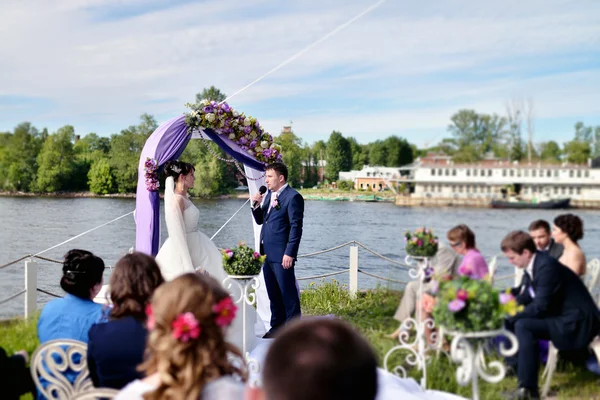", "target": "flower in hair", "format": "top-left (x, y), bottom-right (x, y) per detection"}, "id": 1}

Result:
top-left (172, 312), bottom-right (201, 342)
top-left (213, 297), bottom-right (237, 327)
top-left (171, 165), bottom-right (181, 173)
top-left (145, 304), bottom-right (155, 331)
